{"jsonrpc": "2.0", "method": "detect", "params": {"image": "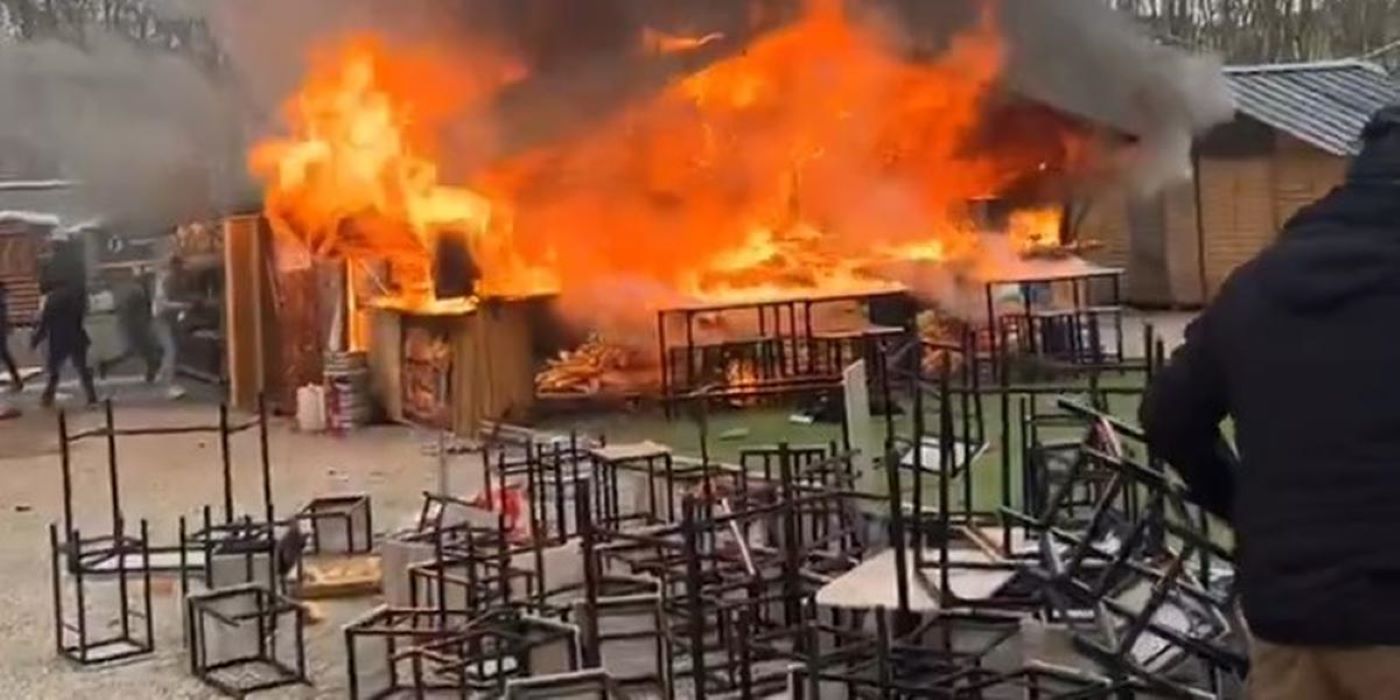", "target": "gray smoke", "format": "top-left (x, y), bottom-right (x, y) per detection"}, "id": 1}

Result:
top-left (0, 0), bottom-right (1232, 231)
top-left (0, 32), bottom-right (244, 229)
top-left (0, 0), bottom-right (458, 231)
top-left (879, 0), bottom-right (1235, 194)
top-left (993, 0), bottom-right (1236, 193)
